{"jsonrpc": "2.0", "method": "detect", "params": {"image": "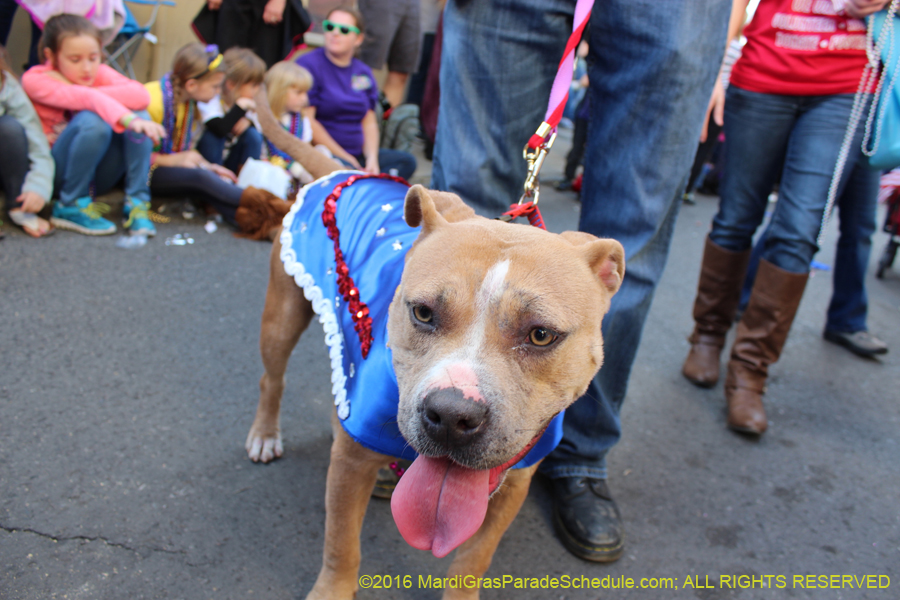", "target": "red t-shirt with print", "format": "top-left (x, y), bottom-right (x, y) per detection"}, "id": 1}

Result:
top-left (730, 0), bottom-right (868, 96)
